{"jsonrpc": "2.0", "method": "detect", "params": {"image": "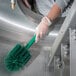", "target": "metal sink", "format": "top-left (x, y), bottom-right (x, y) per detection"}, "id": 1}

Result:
top-left (0, 0), bottom-right (64, 76)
